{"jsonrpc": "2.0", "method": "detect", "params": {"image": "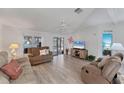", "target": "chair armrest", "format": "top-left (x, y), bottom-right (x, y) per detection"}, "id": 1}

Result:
top-left (82, 65), bottom-right (101, 75)
top-left (90, 62), bottom-right (99, 67)
top-left (16, 57), bottom-right (29, 64)
top-left (81, 65), bottom-right (109, 84)
top-left (95, 57), bottom-right (103, 62)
